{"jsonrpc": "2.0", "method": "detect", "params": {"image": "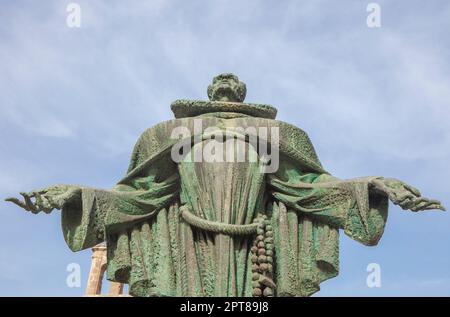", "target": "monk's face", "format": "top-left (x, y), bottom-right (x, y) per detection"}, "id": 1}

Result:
top-left (208, 73), bottom-right (246, 102)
